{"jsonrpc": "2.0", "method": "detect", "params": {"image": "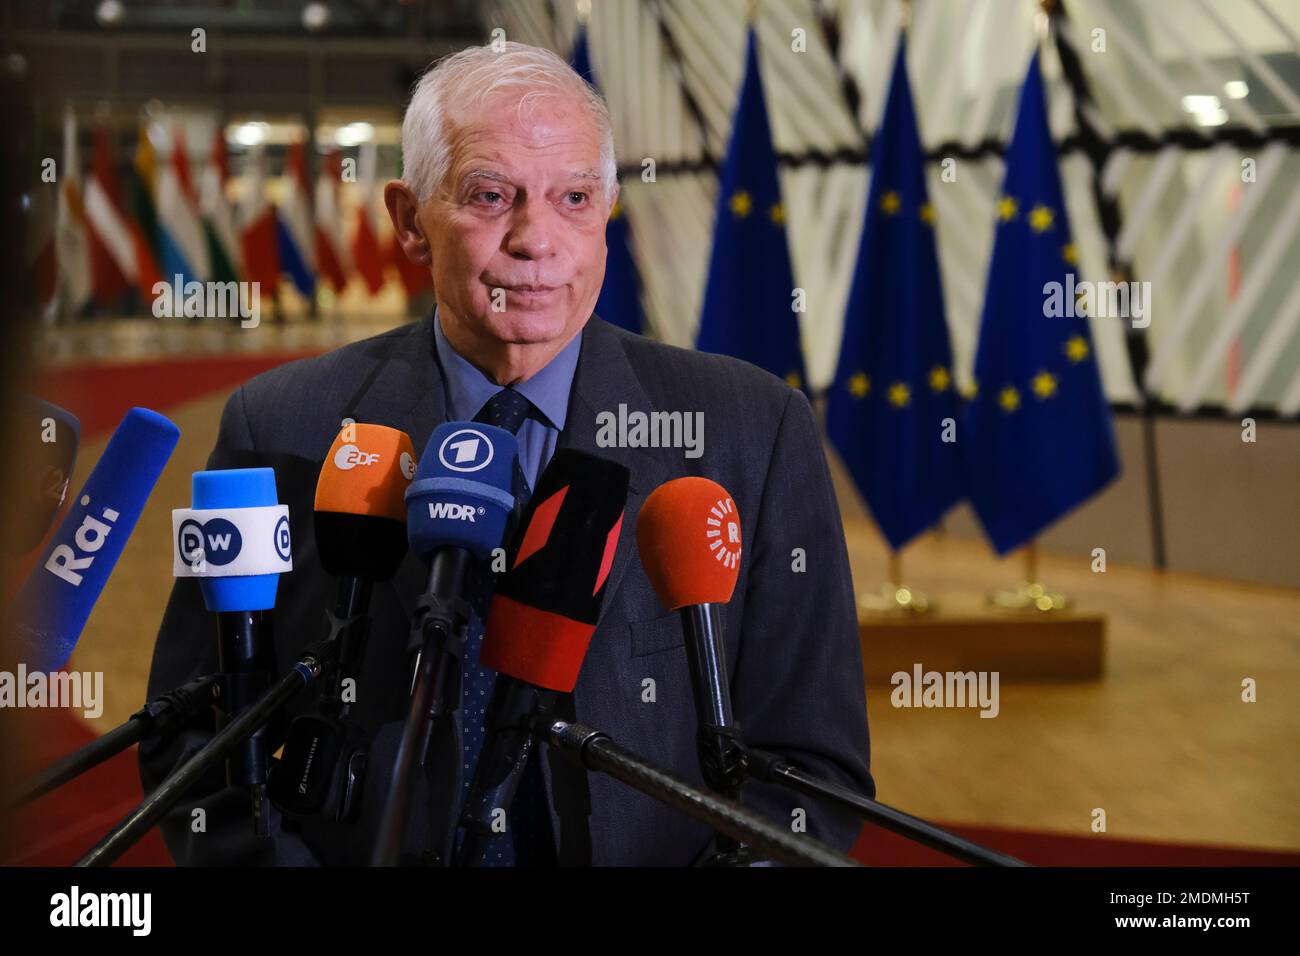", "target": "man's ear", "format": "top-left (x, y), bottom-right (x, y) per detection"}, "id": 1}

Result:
top-left (383, 180), bottom-right (432, 266)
